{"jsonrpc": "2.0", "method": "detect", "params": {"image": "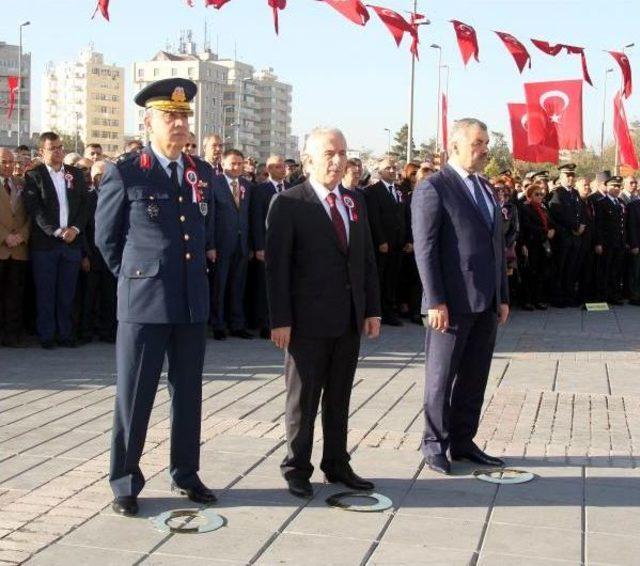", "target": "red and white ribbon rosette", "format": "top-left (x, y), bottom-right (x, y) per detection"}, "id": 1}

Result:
top-left (64, 173), bottom-right (74, 189)
top-left (342, 194), bottom-right (359, 223)
top-left (185, 168), bottom-right (200, 203)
